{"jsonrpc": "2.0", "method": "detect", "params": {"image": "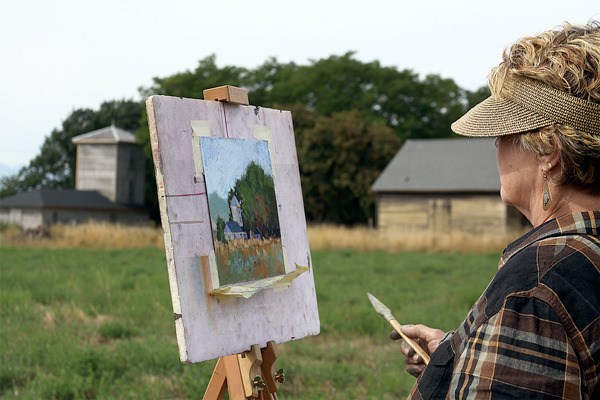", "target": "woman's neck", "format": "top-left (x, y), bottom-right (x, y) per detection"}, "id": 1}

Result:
top-left (530, 187), bottom-right (600, 227)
